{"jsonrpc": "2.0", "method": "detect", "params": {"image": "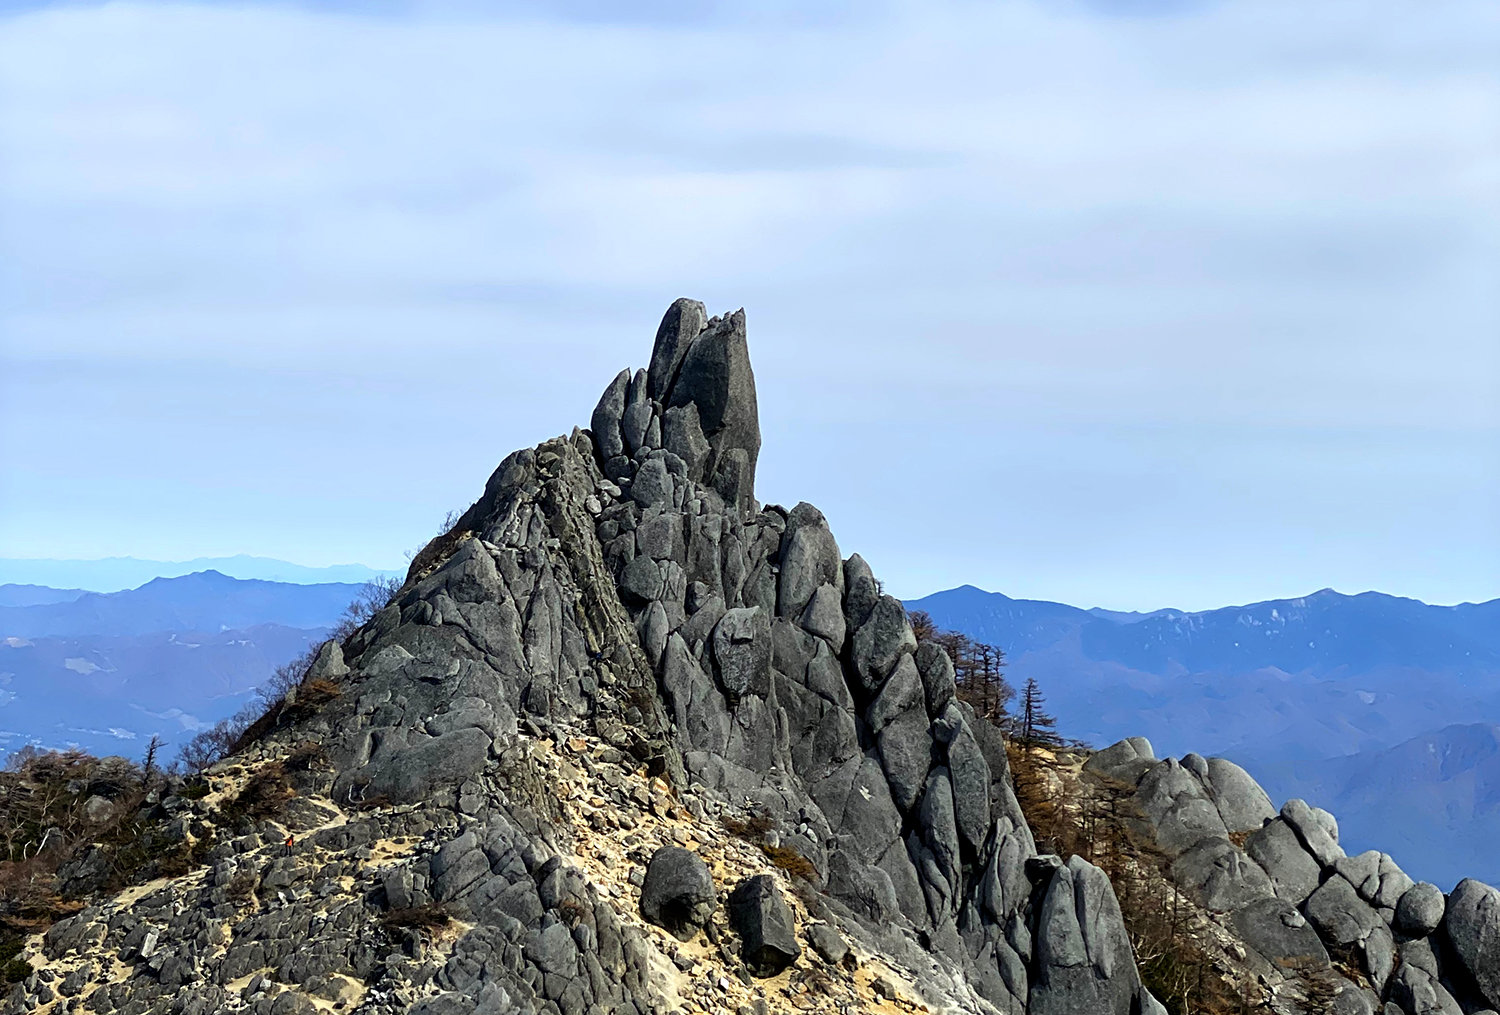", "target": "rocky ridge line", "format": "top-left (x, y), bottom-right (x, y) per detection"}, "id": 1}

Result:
top-left (14, 299), bottom-right (1496, 1015)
